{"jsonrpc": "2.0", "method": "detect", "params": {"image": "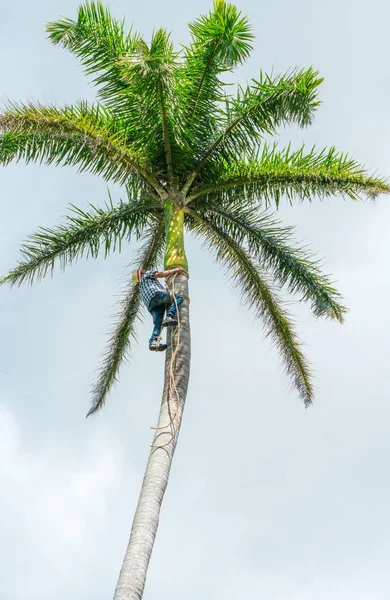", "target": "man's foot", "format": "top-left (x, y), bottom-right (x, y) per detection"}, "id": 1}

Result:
top-left (149, 341), bottom-right (167, 352)
top-left (162, 315), bottom-right (178, 328)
